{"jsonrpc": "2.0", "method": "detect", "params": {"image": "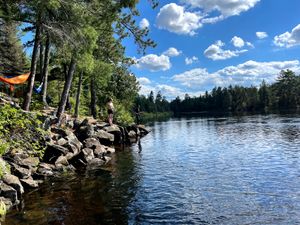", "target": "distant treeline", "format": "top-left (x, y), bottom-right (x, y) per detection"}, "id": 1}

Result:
top-left (136, 70), bottom-right (300, 116)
